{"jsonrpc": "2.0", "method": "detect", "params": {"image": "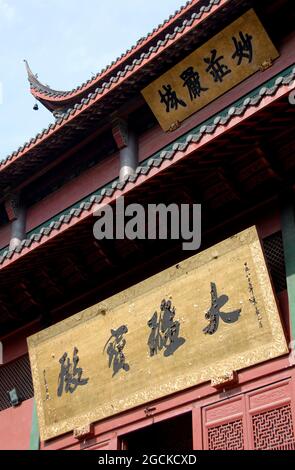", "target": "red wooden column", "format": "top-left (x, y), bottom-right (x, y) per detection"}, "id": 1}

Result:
top-left (192, 407), bottom-right (203, 450)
